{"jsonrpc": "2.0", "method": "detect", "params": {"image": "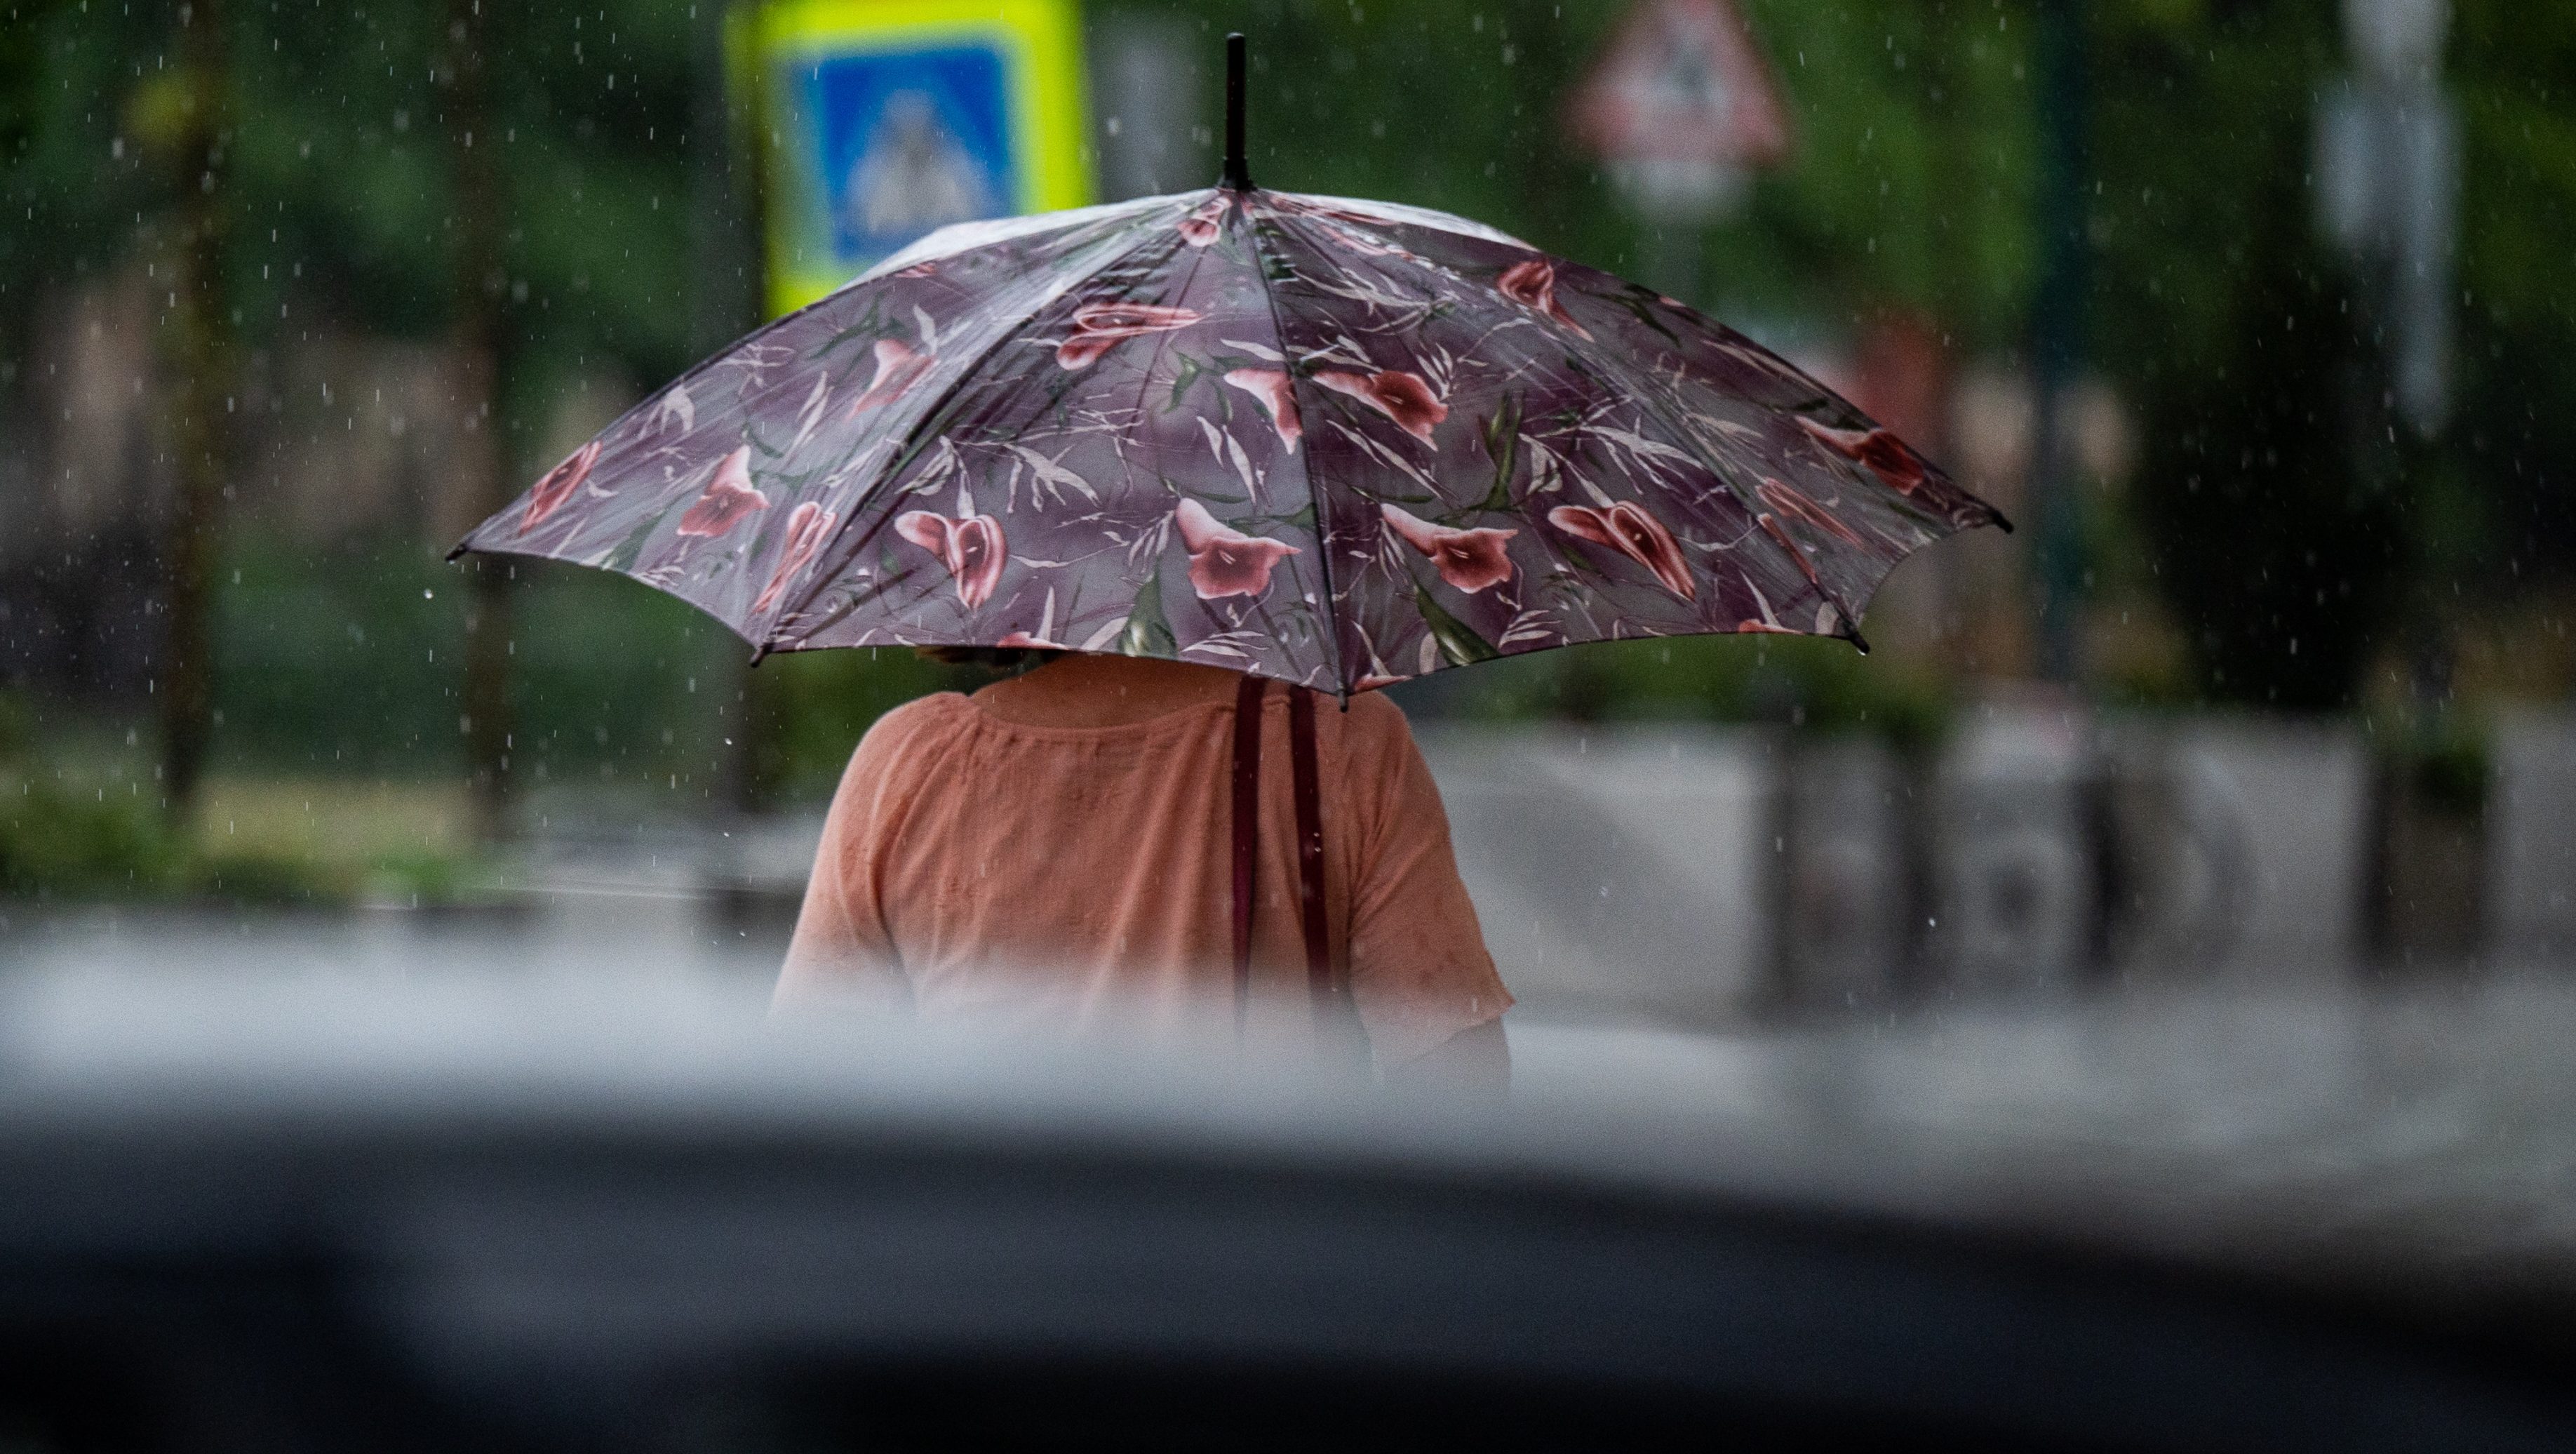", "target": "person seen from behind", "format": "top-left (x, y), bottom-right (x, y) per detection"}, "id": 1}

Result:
top-left (775, 649), bottom-right (1512, 1091)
